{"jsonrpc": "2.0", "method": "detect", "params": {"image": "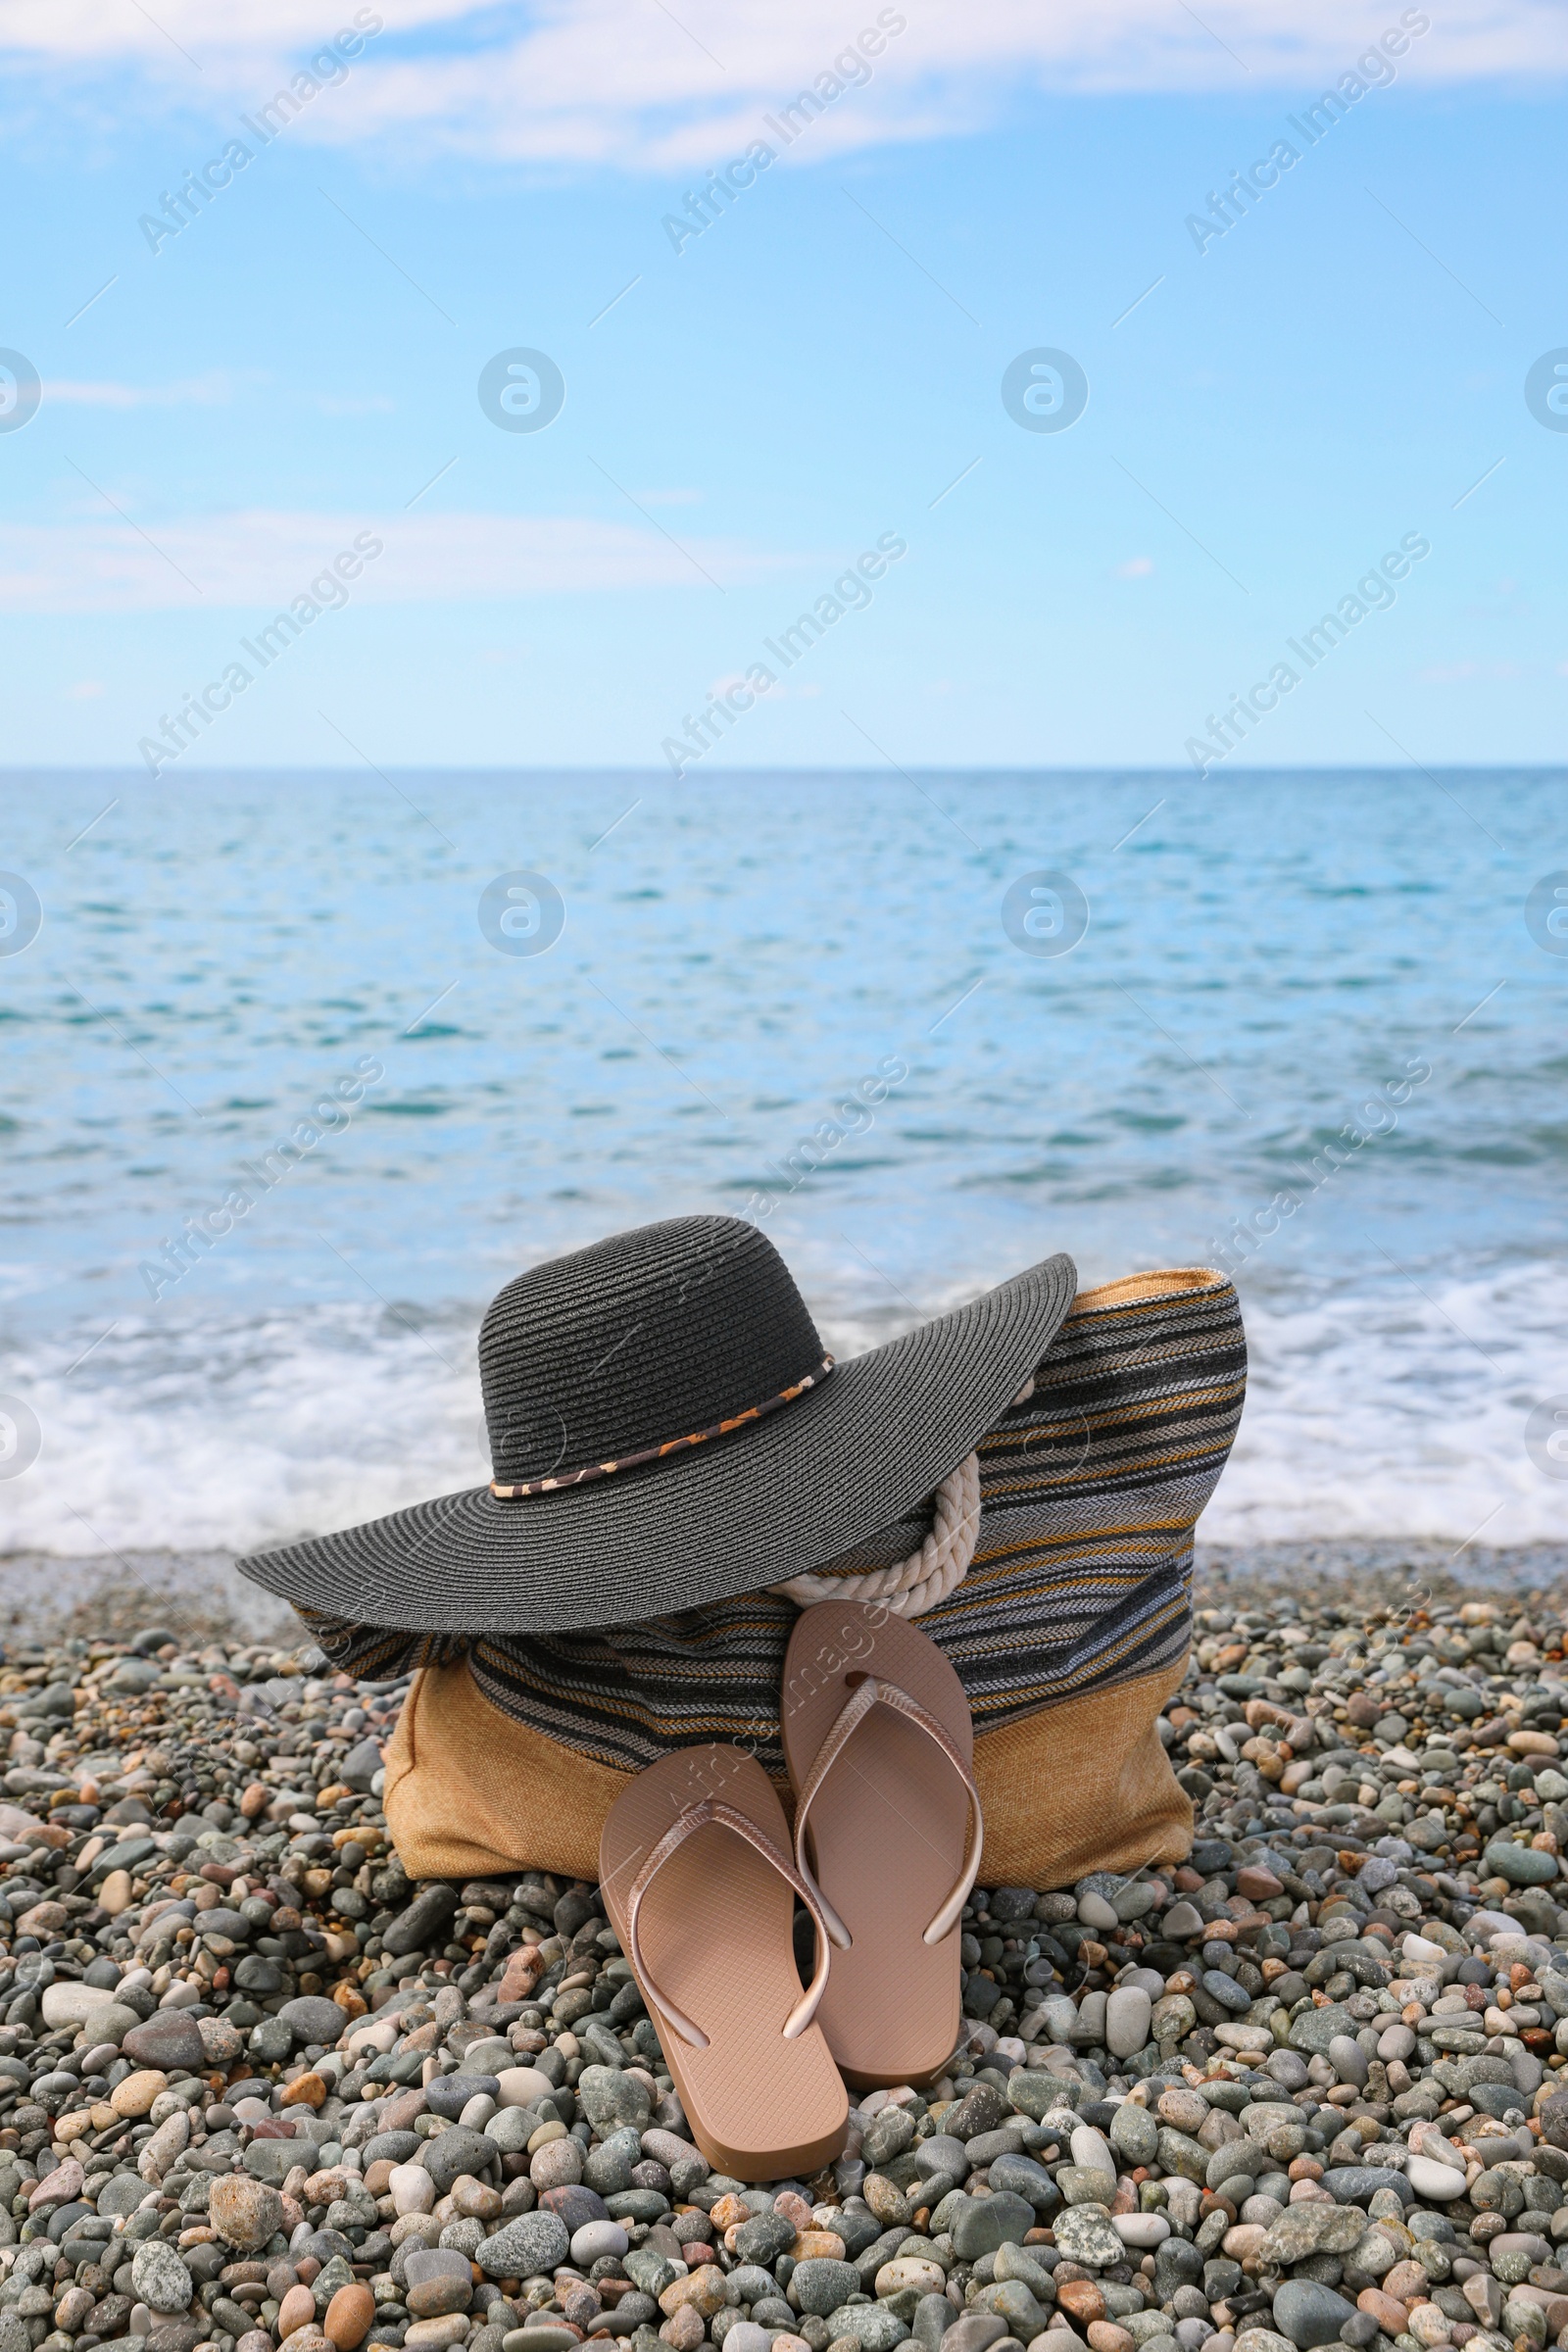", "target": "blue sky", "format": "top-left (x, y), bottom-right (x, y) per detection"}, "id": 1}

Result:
top-left (3, 0), bottom-right (1566, 771)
